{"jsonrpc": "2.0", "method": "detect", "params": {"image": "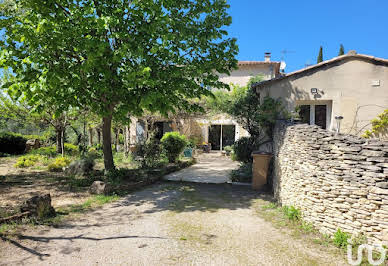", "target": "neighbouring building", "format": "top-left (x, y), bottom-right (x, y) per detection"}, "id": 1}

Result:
top-left (253, 51), bottom-right (388, 137)
top-left (130, 53), bottom-right (282, 150)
